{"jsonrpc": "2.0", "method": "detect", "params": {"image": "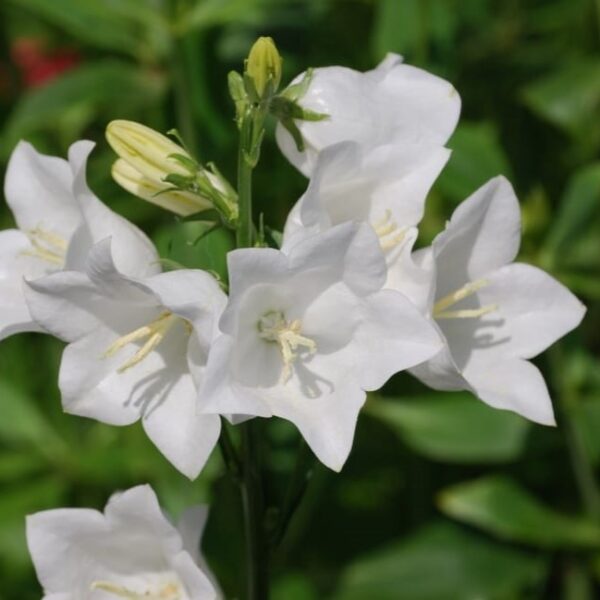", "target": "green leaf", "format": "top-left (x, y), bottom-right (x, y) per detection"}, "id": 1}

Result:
top-left (521, 60), bottom-right (600, 147)
top-left (334, 522), bottom-right (547, 600)
top-left (435, 121), bottom-right (512, 202)
top-left (366, 393), bottom-right (529, 463)
top-left (0, 380), bottom-right (63, 455)
top-left (8, 0), bottom-right (167, 57)
top-left (542, 163), bottom-right (600, 264)
top-left (439, 476), bottom-right (600, 548)
top-left (1, 60), bottom-right (166, 159)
